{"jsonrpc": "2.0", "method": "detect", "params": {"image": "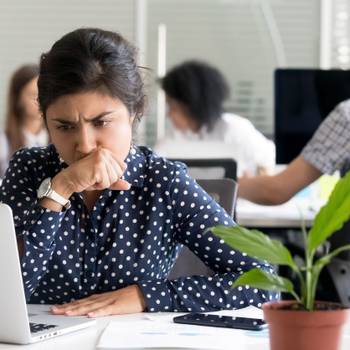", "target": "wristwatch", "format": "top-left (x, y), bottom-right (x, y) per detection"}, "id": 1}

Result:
top-left (37, 177), bottom-right (71, 209)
